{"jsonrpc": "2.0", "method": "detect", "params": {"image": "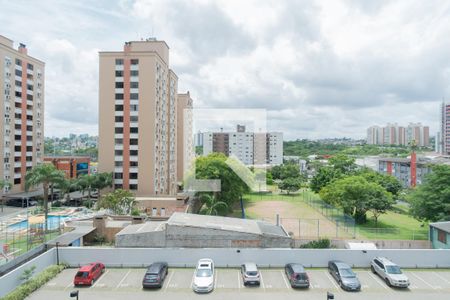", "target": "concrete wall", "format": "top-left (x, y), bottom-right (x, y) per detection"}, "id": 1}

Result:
top-left (58, 247), bottom-right (450, 269)
top-left (0, 248), bottom-right (56, 297)
top-left (293, 239), bottom-right (431, 249)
